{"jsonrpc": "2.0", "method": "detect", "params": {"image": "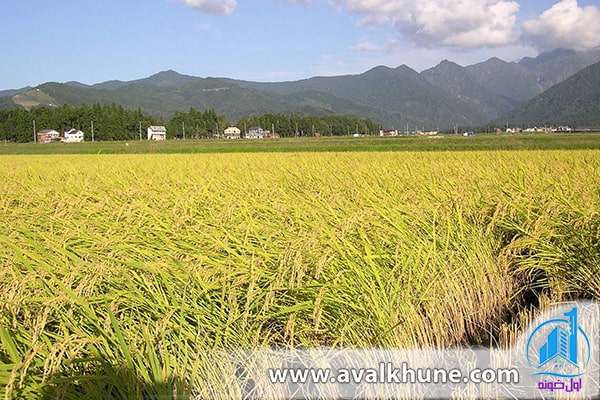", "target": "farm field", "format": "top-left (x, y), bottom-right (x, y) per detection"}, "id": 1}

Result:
top-left (0, 145), bottom-right (599, 398)
top-left (0, 132), bottom-right (600, 155)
